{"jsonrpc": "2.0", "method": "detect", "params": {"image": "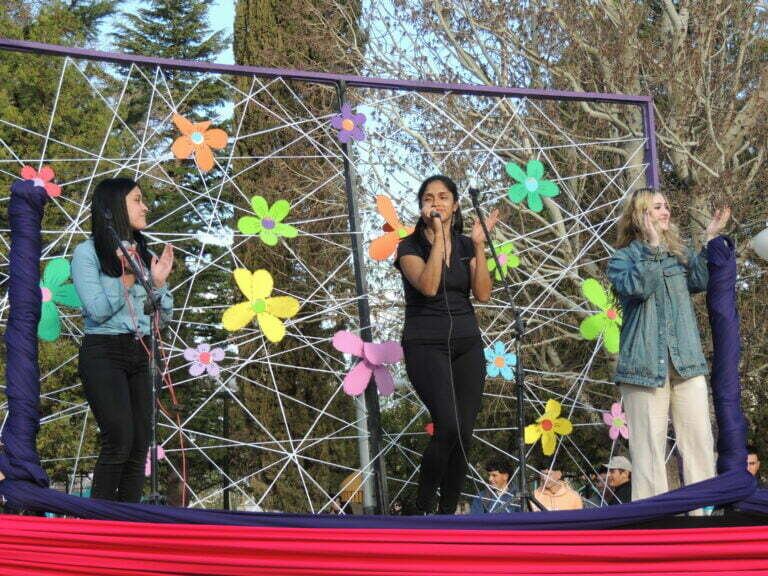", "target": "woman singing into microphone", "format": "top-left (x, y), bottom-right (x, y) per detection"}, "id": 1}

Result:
top-left (395, 175), bottom-right (497, 514)
top-left (72, 178), bottom-right (174, 502)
